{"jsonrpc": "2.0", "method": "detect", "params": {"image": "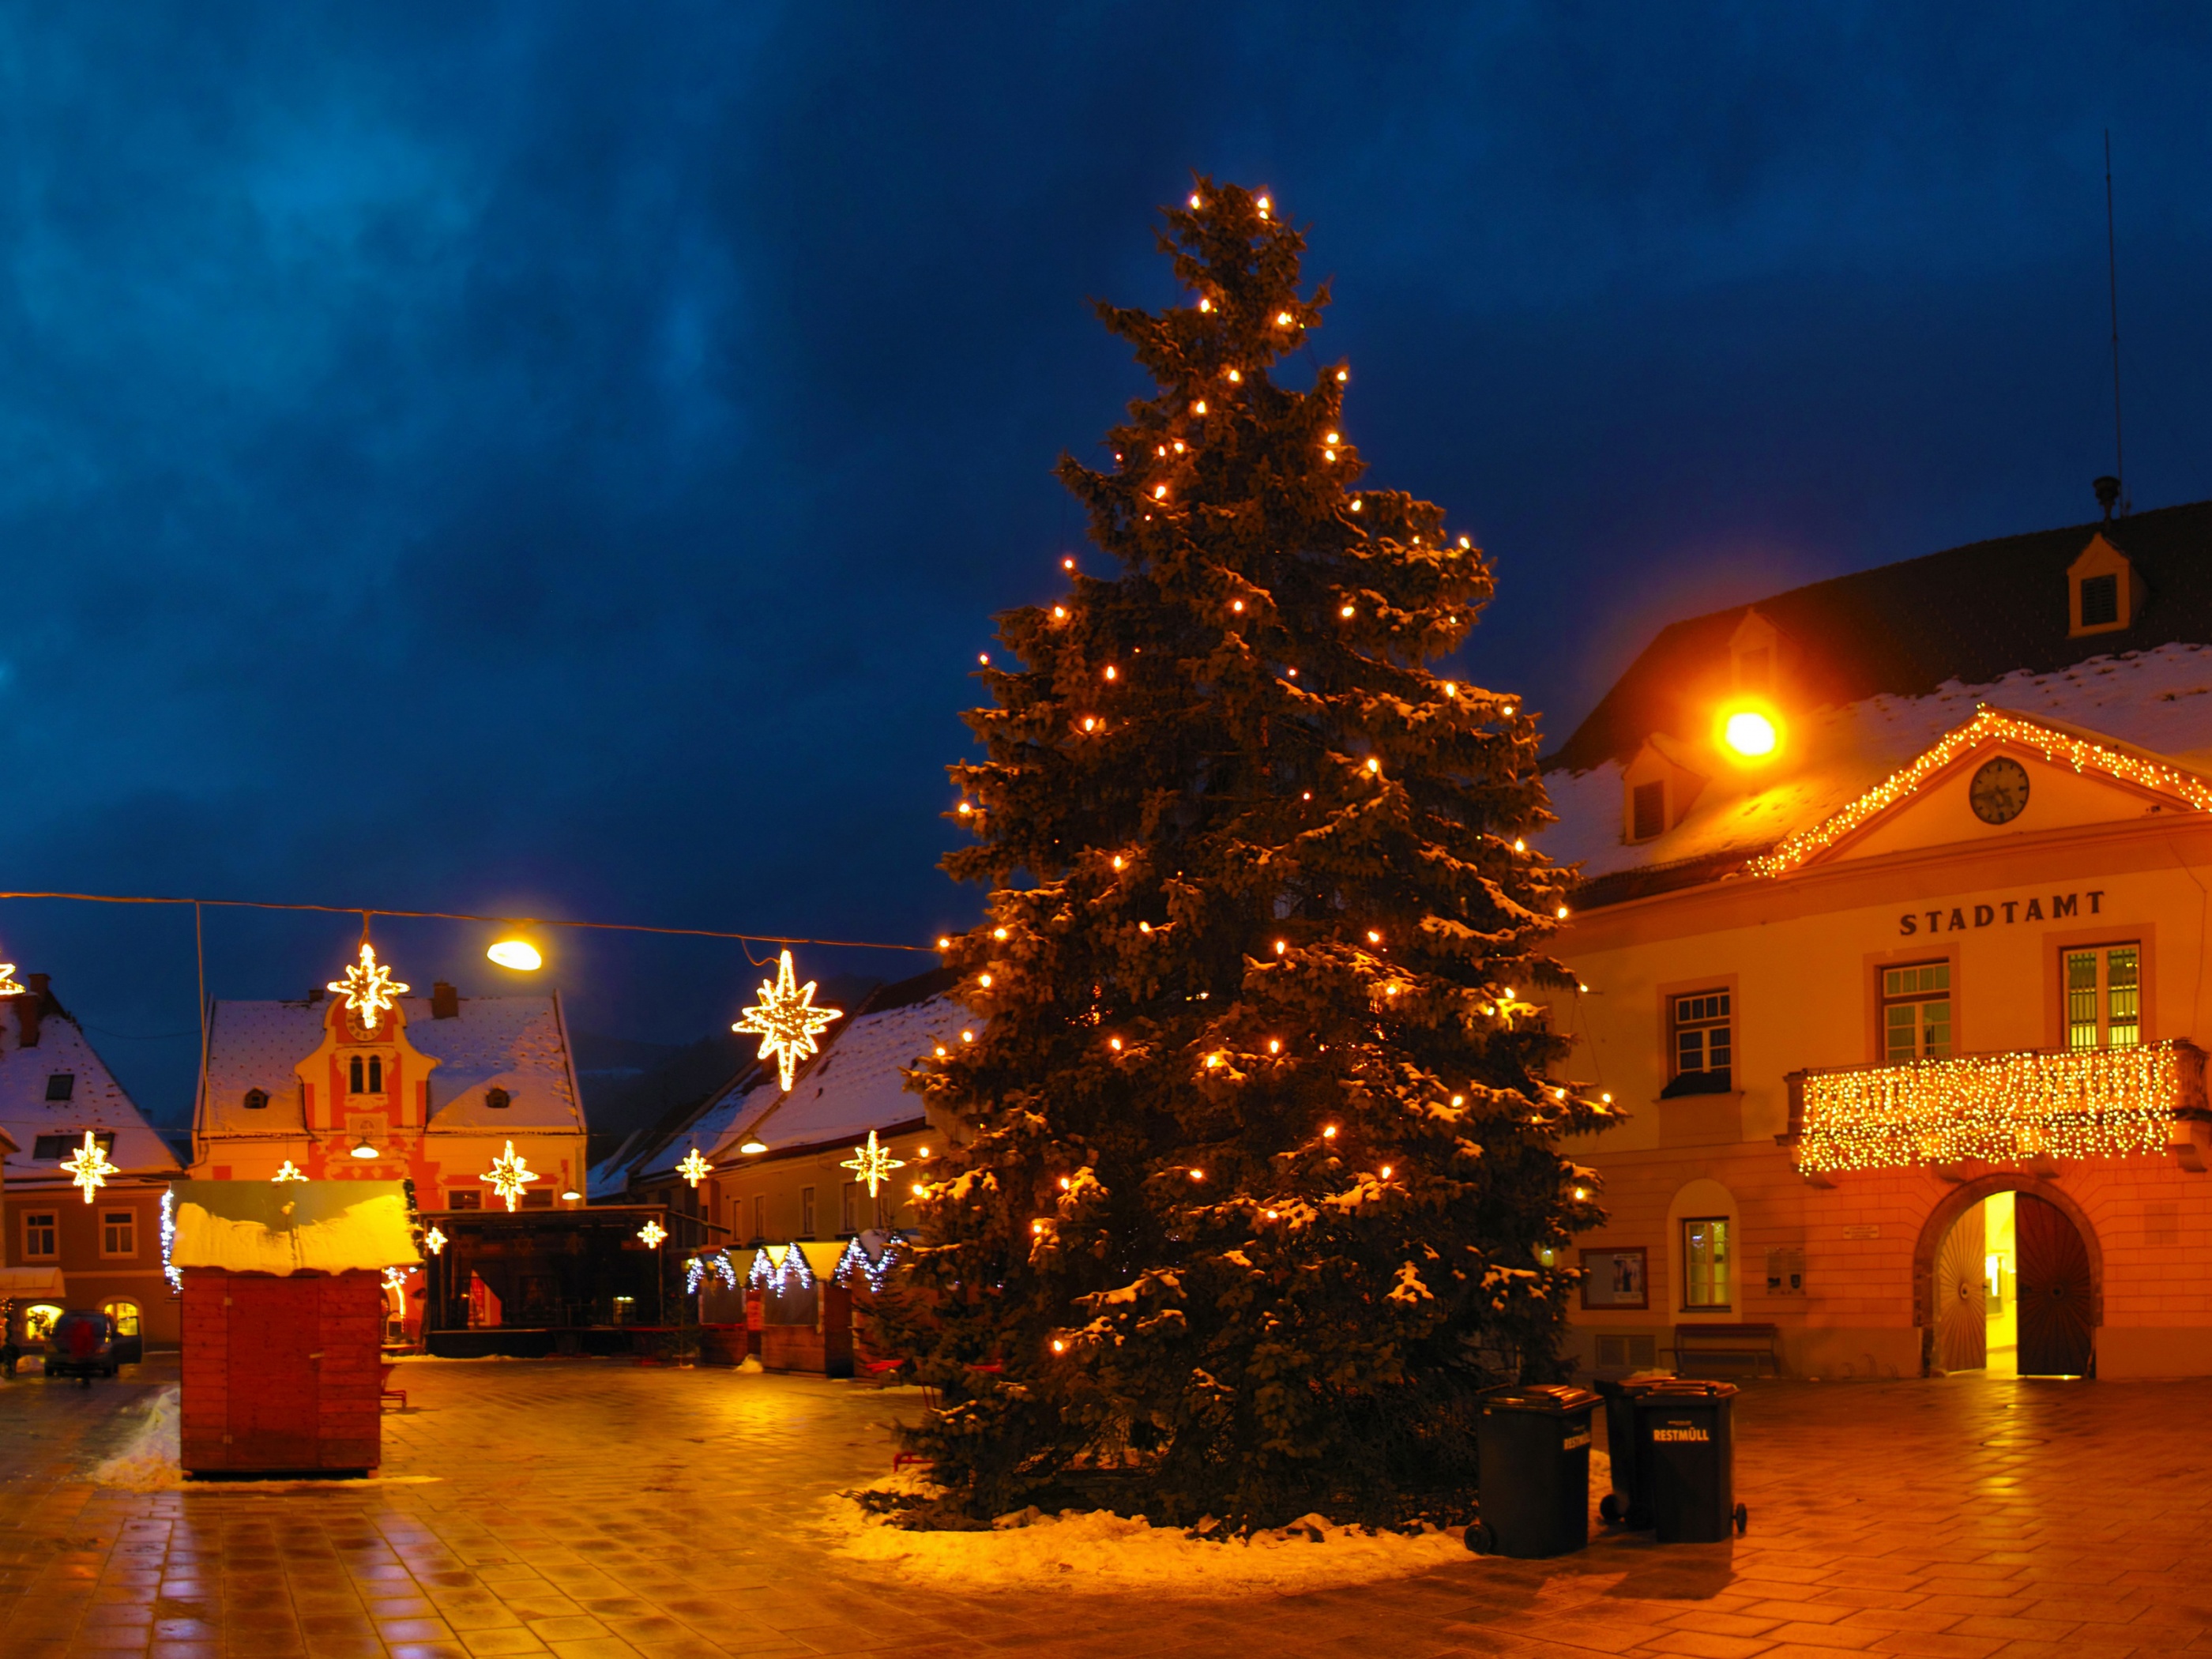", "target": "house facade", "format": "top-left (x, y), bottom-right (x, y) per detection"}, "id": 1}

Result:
top-left (0, 976), bottom-right (184, 1348)
top-left (1543, 498), bottom-right (2212, 1382)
